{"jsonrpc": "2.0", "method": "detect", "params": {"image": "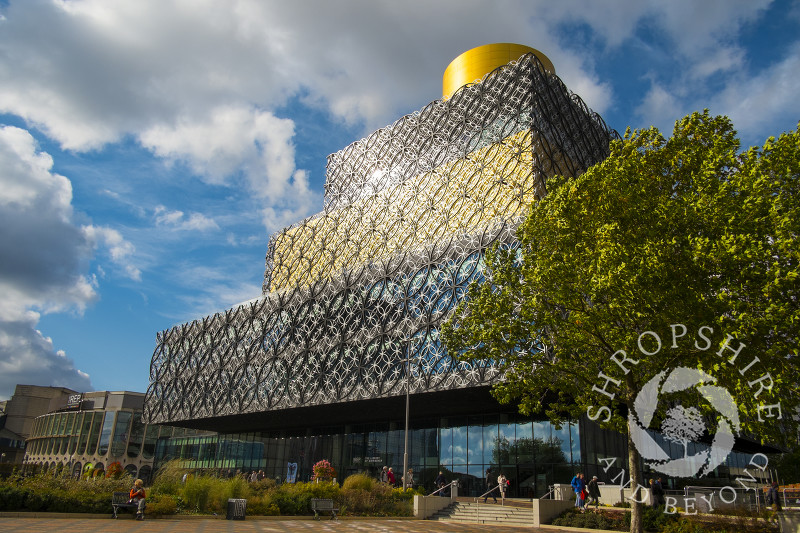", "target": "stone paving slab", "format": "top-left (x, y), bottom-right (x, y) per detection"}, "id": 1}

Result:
top-left (0, 516), bottom-right (564, 533)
